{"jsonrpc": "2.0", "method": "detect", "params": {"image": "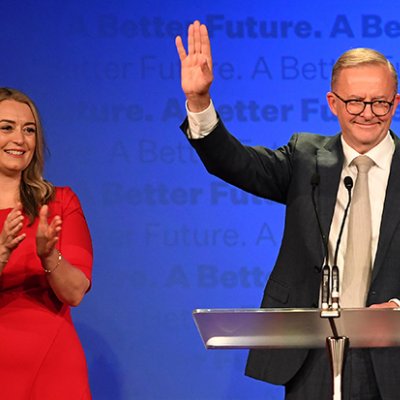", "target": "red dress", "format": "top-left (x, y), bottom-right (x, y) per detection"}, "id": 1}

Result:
top-left (0, 187), bottom-right (93, 400)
